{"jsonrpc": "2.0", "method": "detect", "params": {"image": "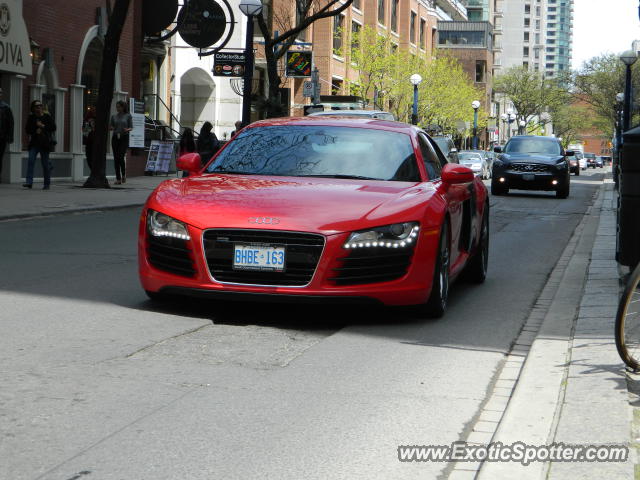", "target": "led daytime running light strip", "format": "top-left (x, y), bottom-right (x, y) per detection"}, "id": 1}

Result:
top-left (344, 225), bottom-right (420, 249)
top-left (150, 229), bottom-right (190, 240)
